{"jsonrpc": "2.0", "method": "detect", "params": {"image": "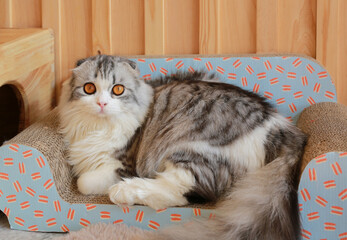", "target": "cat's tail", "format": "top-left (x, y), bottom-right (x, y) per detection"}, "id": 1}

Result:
top-left (158, 140), bottom-right (305, 240)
